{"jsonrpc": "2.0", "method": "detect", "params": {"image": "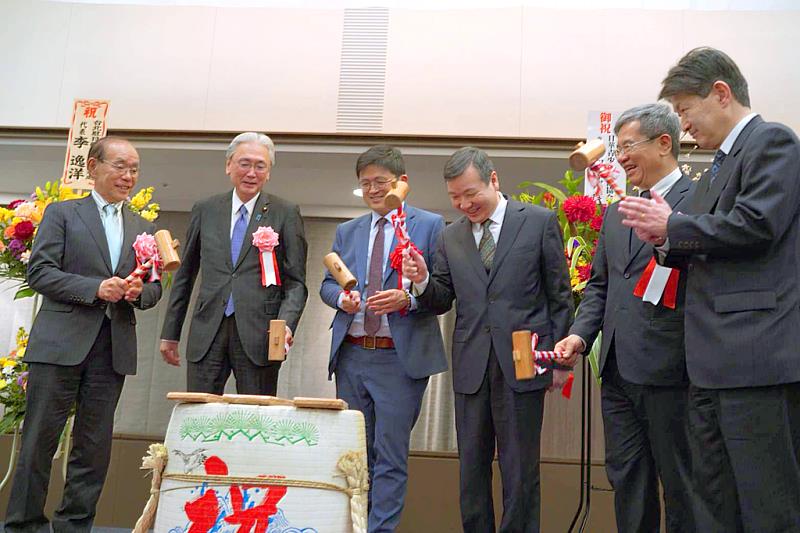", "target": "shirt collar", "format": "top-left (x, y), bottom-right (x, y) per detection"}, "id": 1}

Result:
top-left (476, 192), bottom-right (507, 229)
top-left (371, 204), bottom-right (402, 227)
top-left (719, 113), bottom-right (757, 155)
top-left (647, 167), bottom-right (683, 198)
top-left (232, 190), bottom-right (260, 217)
top-left (91, 189), bottom-right (124, 212)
